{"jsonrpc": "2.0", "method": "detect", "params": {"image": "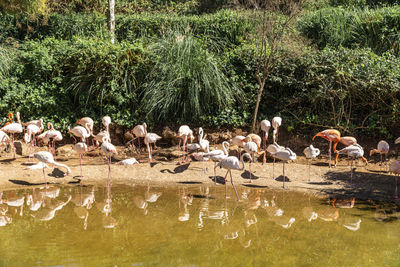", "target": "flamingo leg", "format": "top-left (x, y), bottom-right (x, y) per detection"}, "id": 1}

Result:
top-left (213, 161), bottom-right (217, 185)
top-left (249, 161), bottom-right (252, 183)
top-left (380, 154), bottom-right (383, 172)
top-left (11, 134), bottom-right (15, 159)
top-left (329, 140), bottom-right (332, 168)
top-left (282, 161), bottom-right (285, 189)
top-left (224, 170), bottom-right (229, 200)
top-left (308, 159), bottom-right (311, 183)
top-left (272, 157), bottom-right (275, 179)
top-left (108, 156), bottom-right (111, 181)
top-left (80, 153), bottom-right (83, 178)
top-left (395, 176), bottom-right (399, 200)
top-left (229, 170), bottom-right (240, 201)
top-left (350, 158), bottom-right (354, 184)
